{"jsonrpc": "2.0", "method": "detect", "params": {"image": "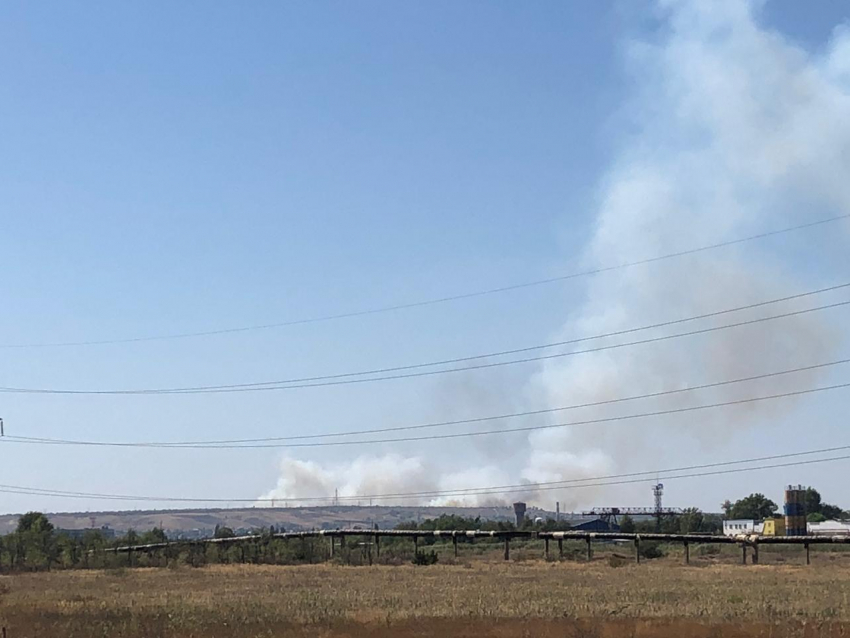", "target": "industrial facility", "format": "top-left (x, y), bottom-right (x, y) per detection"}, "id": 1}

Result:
top-left (723, 485), bottom-right (850, 538)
